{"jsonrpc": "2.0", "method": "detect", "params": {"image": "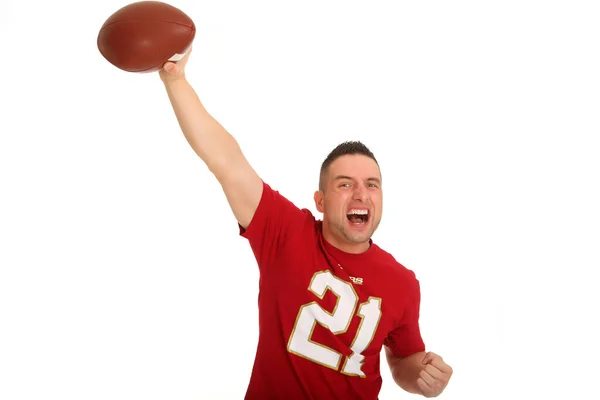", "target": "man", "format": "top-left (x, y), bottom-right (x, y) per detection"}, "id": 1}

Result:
top-left (159, 48), bottom-right (453, 399)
